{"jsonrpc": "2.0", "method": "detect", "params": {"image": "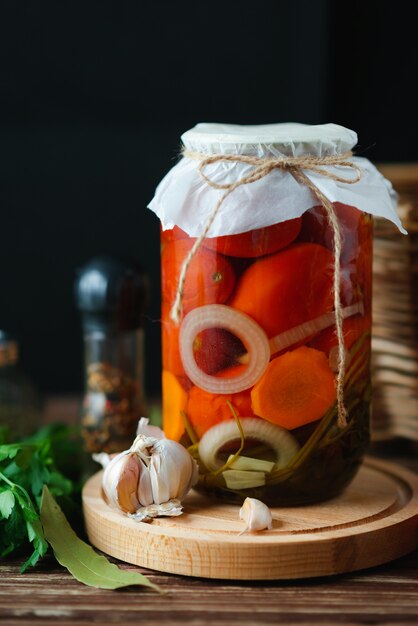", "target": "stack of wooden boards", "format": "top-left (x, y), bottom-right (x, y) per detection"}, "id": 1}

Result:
top-left (372, 164), bottom-right (418, 440)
